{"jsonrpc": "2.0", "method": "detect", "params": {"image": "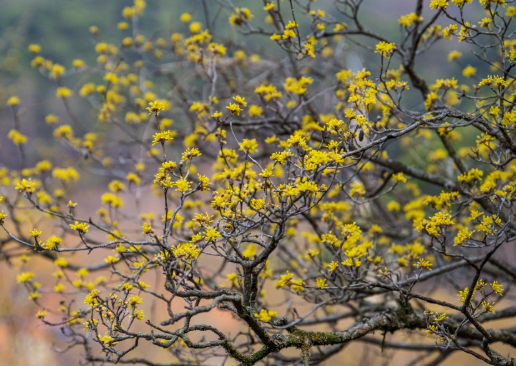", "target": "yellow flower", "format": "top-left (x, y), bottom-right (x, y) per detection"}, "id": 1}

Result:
top-left (30, 228), bottom-right (42, 237)
top-left (250, 198), bottom-right (265, 210)
top-left (264, 3), bottom-right (275, 11)
top-left (146, 100), bottom-right (167, 115)
top-left (392, 173), bottom-right (407, 183)
top-left (197, 174), bottom-right (212, 192)
top-left (349, 182), bottom-right (365, 198)
top-left (282, 29), bottom-right (296, 39)
top-left (126, 294), bottom-right (143, 308)
top-left (208, 42), bottom-right (226, 55)
top-left (399, 13), bottom-right (419, 27)
top-left (433, 313), bottom-right (448, 322)
top-left (45, 114), bottom-right (59, 124)
top-left (458, 168), bottom-right (483, 183)
top-left (248, 105), bottom-right (263, 116)
top-left (17, 272), bottom-right (34, 283)
top-left (258, 170), bottom-right (272, 180)
top-left (227, 273), bottom-right (238, 286)
top-left (226, 103), bottom-right (243, 116)
top-left (138, 280), bottom-right (150, 289)
top-left (189, 21), bottom-right (202, 33)
top-left (52, 167), bottom-right (79, 182)
top-left (242, 244), bottom-right (257, 258)
top-left (126, 172), bottom-right (141, 185)
top-left (77, 268), bottom-right (89, 277)
top-left (180, 13), bottom-right (191, 22)
top-left (45, 236), bottom-right (62, 250)
top-left (49, 64), bottom-right (65, 80)
top-left (275, 271), bottom-right (293, 288)
top-left (430, 0), bottom-right (448, 9)
top-left (290, 279), bottom-right (305, 292)
top-left (56, 87), bottom-right (73, 98)
top-left (316, 278), bottom-right (328, 289)
top-left (122, 6), bottom-right (135, 18)
top-left (175, 178), bottom-right (191, 194)
top-left (448, 50), bottom-right (462, 62)
top-left (479, 17), bottom-right (491, 28)
top-left (171, 243), bottom-right (200, 260)
top-left (232, 95), bottom-right (247, 107)
top-left (285, 20), bottom-right (298, 29)
top-left (229, 7), bottom-right (253, 25)
top-left (152, 130), bottom-right (175, 145)
top-left (104, 72), bottom-right (118, 84)
top-left (254, 309), bottom-right (277, 322)
top-left (397, 257), bottom-right (409, 267)
top-left (133, 309), bottom-right (144, 321)
top-left (181, 148), bottom-right (202, 161)
top-left (491, 281), bottom-right (504, 296)
top-left (70, 221), bottom-right (90, 233)
top-left (415, 258), bottom-right (433, 271)
top-left (6, 96), bottom-right (20, 106)
top-left (28, 44), bottom-right (41, 53)
top-left (462, 65), bottom-right (476, 78)
top-left (239, 139), bottom-right (258, 153)
top-left (284, 76), bottom-right (313, 95)
top-left (8, 129), bottom-right (27, 145)
top-left (104, 255), bottom-right (120, 264)
top-left (15, 178), bottom-right (36, 193)
top-left (454, 227), bottom-right (473, 246)
top-left (325, 261), bottom-right (339, 273)
top-left (416, 212), bottom-right (455, 237)
top-left (142, 223), bottom-right (154, 235)
top-left (55, 258), bottom-right (68, 267)
top-left (54, 283), bottom-right (65, 292)
top-left (205, 227), bottom-right (221, 242)
top-left (375, 42), bottom-right (396, 57)
top-left (387, 201), bottom-right (400, 211)
top-left (84, 289), bottom-right (100, 306)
